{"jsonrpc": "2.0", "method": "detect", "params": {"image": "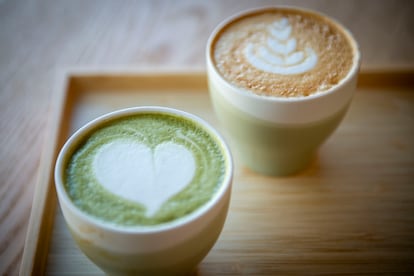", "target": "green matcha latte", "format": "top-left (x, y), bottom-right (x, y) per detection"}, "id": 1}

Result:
top-left (64, 112), bottom-right (226, 226)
